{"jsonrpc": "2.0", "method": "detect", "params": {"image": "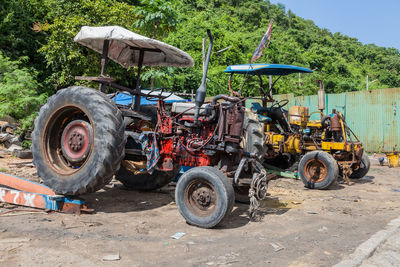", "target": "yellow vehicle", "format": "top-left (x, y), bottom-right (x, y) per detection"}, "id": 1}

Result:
top-left (225, 64), bottom-right (370, 189)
